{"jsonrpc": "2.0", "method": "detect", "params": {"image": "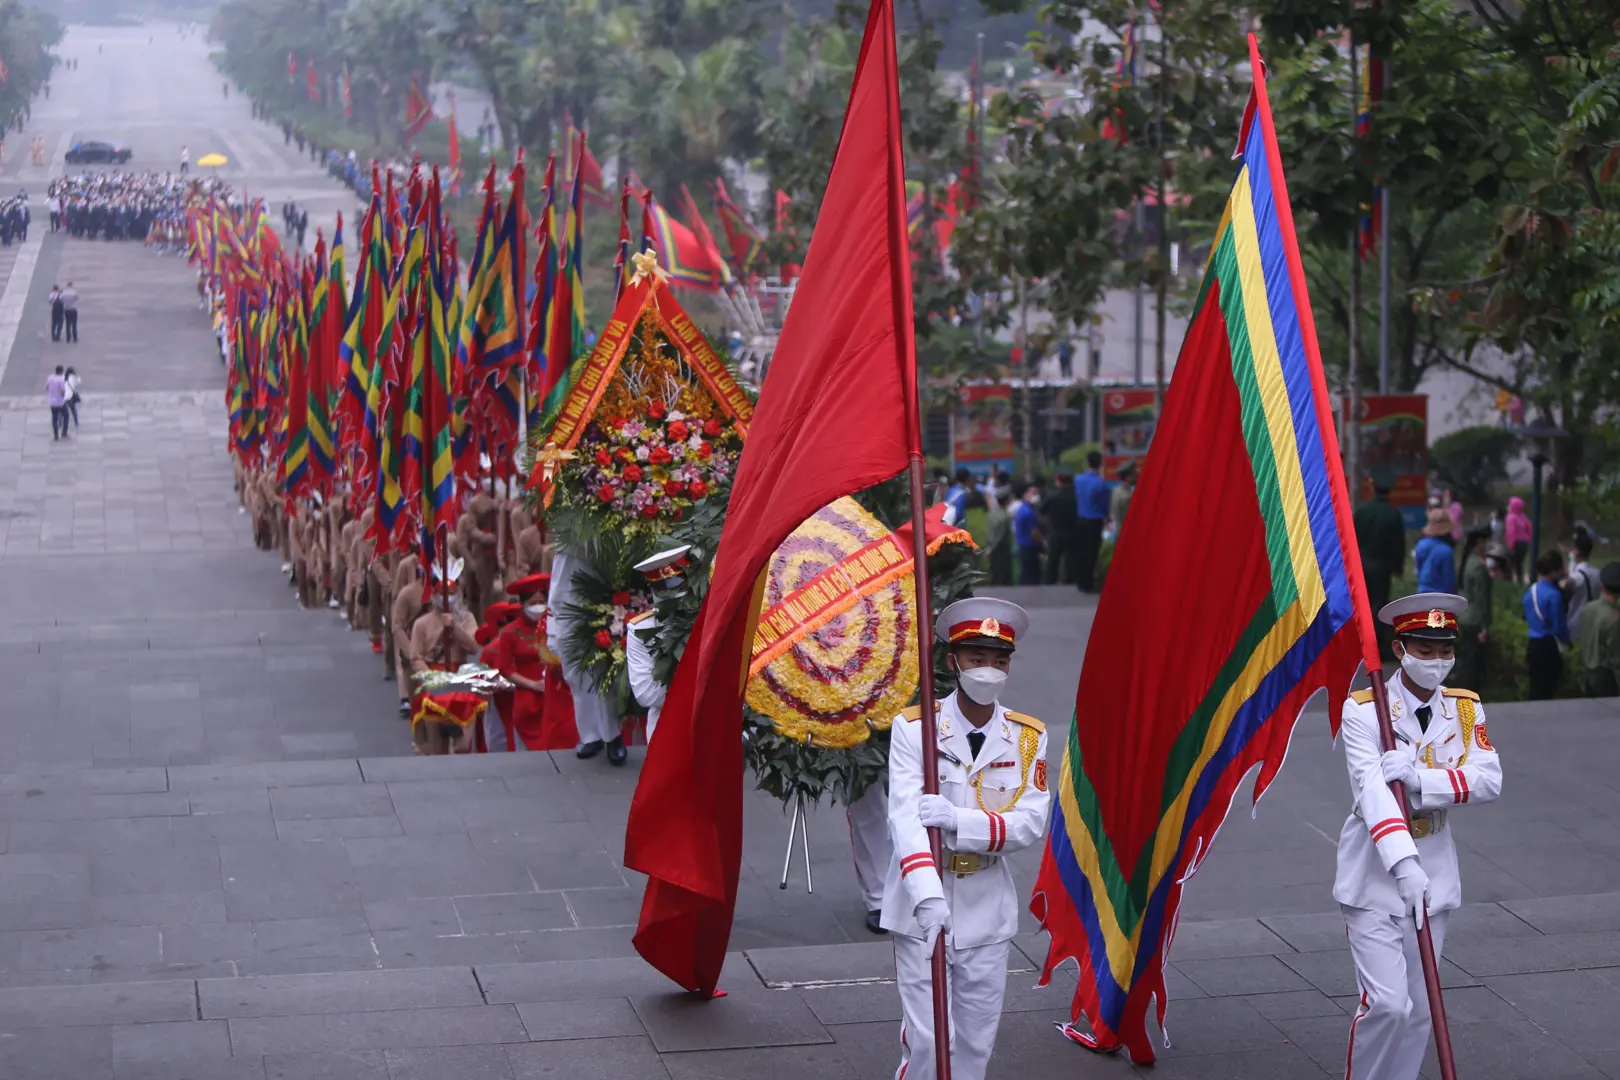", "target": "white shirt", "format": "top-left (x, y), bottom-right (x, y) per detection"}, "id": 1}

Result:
top-left (624, 612), bottom-right (664, 739)
top-left (1333, 678), bottom-right (1502, 916)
